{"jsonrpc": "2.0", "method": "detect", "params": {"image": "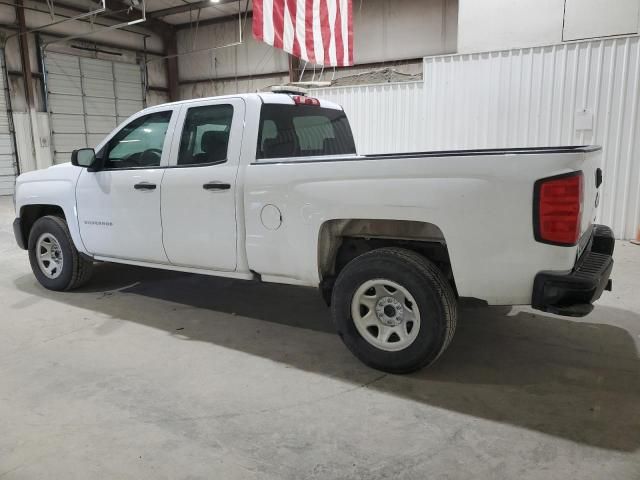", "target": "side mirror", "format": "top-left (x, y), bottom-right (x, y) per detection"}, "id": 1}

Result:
top-left (71, 148), bottom-right (97, 169)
